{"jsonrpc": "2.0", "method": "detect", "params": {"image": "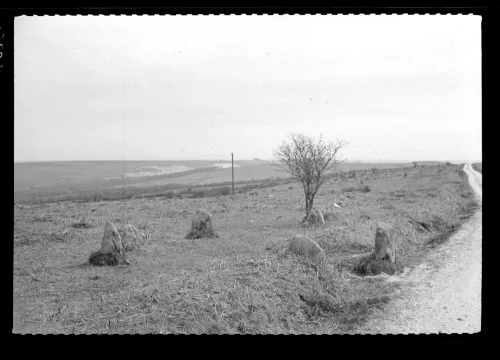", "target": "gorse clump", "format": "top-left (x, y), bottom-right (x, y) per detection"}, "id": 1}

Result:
top-left (342, 185), bottom-right (370, 193)
top-left (71, 217), bottom-right (93, 229)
